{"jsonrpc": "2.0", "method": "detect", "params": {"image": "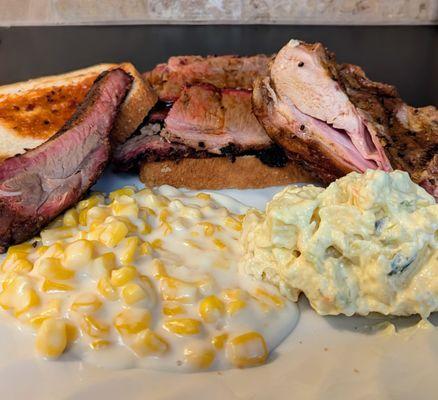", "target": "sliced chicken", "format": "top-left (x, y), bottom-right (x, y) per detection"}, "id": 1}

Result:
top-left (253, 39), bottom-right (437, 197)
